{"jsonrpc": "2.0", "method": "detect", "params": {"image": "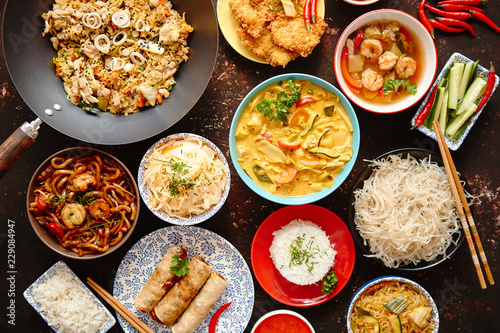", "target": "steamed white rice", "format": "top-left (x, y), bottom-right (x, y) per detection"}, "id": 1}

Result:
top-left (269, 219), bottom-right (336, 285)
top-left (31, 269), bottom-right (111, 333)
